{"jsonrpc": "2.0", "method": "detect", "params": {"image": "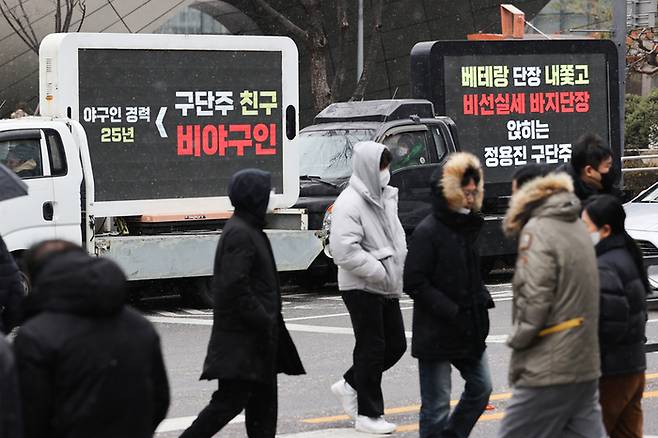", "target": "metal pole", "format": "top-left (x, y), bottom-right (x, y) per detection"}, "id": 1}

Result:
top-left (357, 0), bottom-right (364, 80)
top-left (613, 0), bottom-right (626, 154)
